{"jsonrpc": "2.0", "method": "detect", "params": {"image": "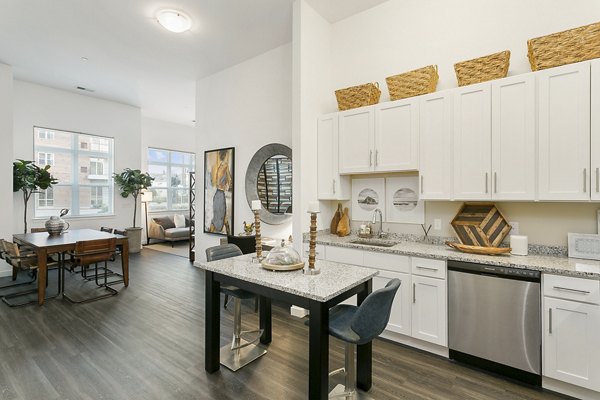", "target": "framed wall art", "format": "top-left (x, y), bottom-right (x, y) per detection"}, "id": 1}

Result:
top-left (385, 176), bottom-right (424, 224)
top-left (204, 147), bottom-right (235, 235)
top-left (351, 178), bottom-right (385, 221)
